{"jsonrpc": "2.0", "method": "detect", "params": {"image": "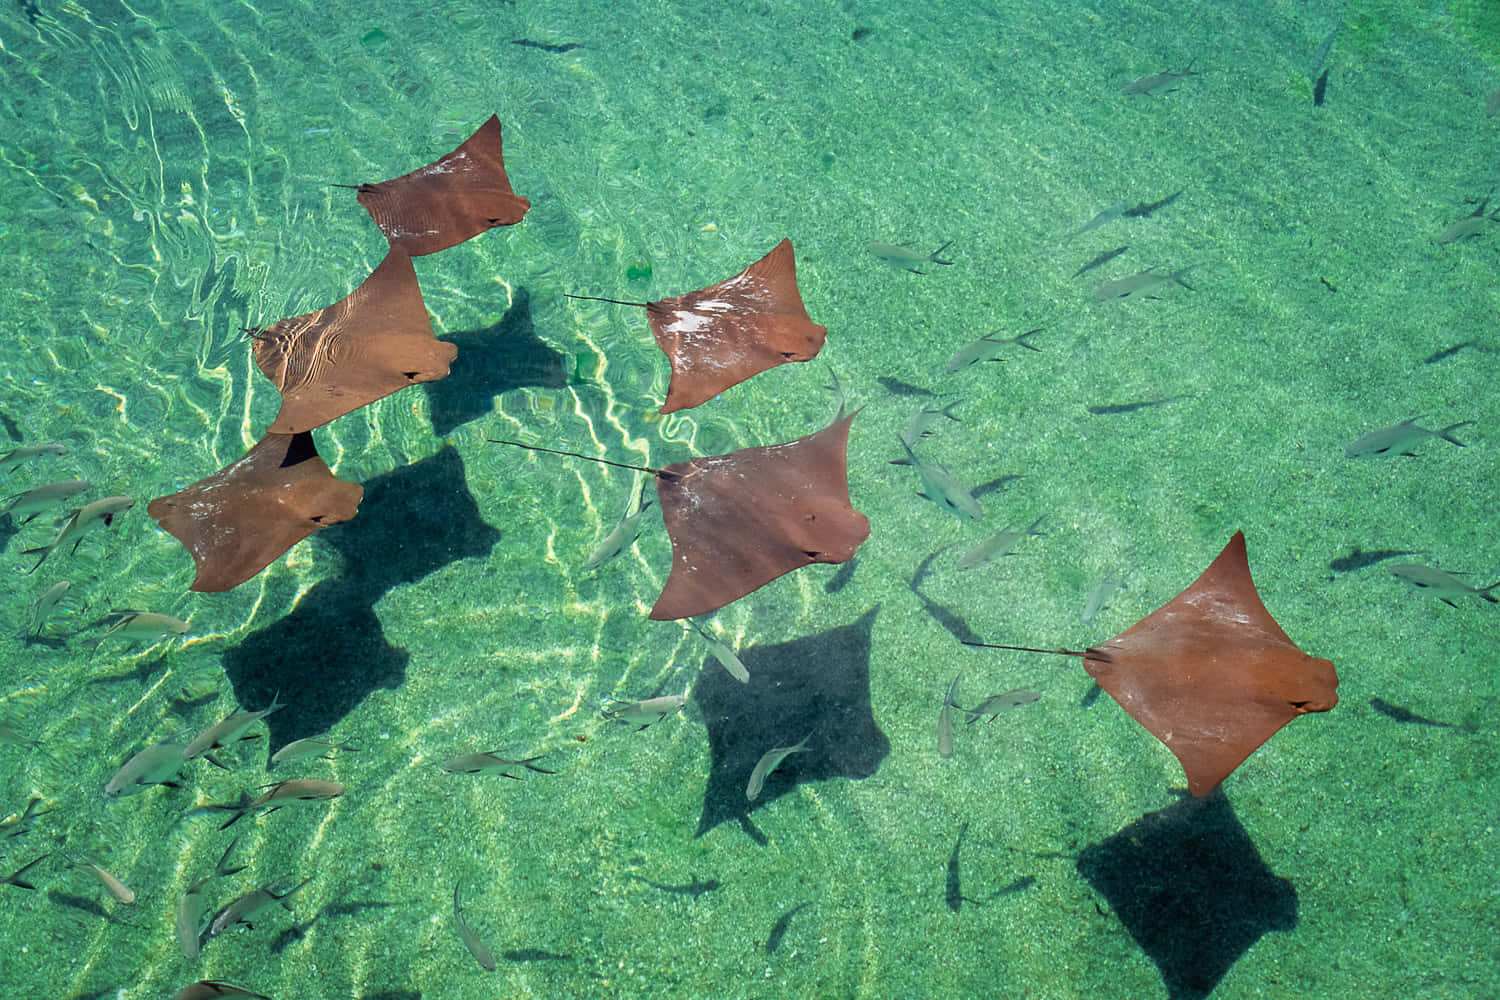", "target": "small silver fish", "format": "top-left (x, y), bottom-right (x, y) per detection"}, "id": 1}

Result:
top-left (603, 694), bottom-right (688, 730)
top-left (584, 481), bottom-right (655, 570)
top-left (866, 240), bottom-right (954, 274)
top-left (102, 610), bottom-right (190, 645)
top-left (268, 736), bottom-right (360, 770)
top-left (961, 688), bottom-right (1041, 723)
top-left (0, 443), bottom-right (68, 476)
top-left (184, 693), bottom-right (284, 761)
top-left (937, 674), bottom-right (961, 759)
top-left (1093, 266), bottom-right (1196, 300)
top-left (25, 580), bottom-right (71, 640)
top-left (440, 752), bottom-right (556, 777)
top-left (955, 516), bottom-right (1045, 571)
top-left (1063, 202), bottom-right (1126, 241)
top-left (945, 328), bottom-right (1043, 372)
top-left (73, 858), bottom-right (135, 904)
top-left (1344, 417), bottom-right (1473, 458)
top-left (1436, 194), bottom-right (1498, 244)
top-left (177, 838), bottom-right (246, 958)
top-left (897, 438), bottom-right (982, 520)
top-left (212, 778), bottom-right (344, 829)
top-left (208, 877), bottom-right (312, 936)
top-left (454, 882), bottom-right (497, 971)
top-left (691, 620), bottom-right (749, 683)
top-left (106, 742), bottom-right (188, 797)
top-left (1082, 573), bottom-right (1128, 623)
top-left (1122, 63), bottom-right (1201, 96)
top-left (2, 479), bottom-right (91, 523)
top-left (899, 401), bottom-right (962, 450)
top-left (746, 732), bottom-right (812, 802)
top-left (1388, 563), bottom-right (1499, 607)
top-left (23, 495), bottom-right (133, 571)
